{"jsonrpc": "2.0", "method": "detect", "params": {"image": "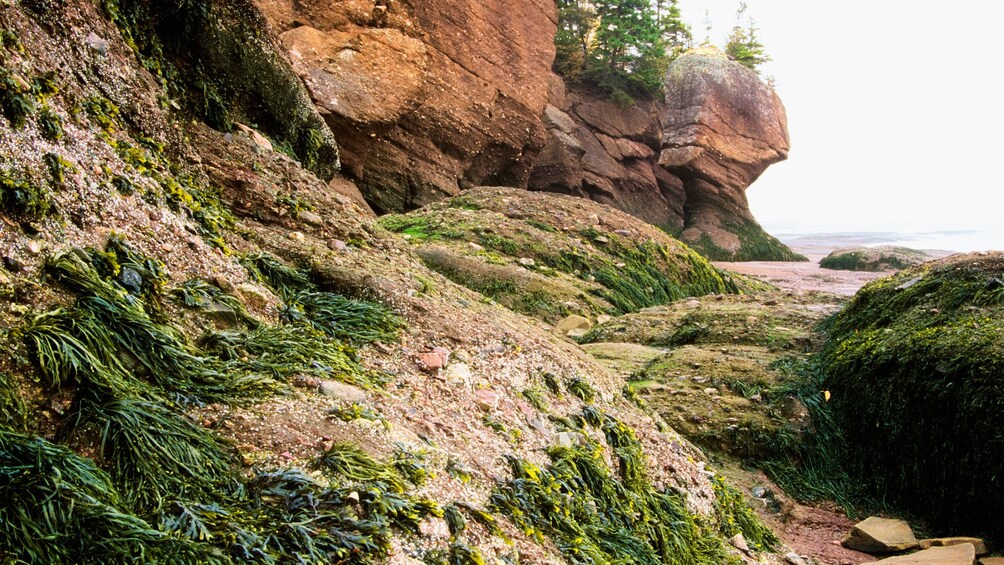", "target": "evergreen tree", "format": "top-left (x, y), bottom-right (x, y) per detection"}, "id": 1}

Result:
top-left (554, 0), bottom-right (597, 81)
top-left (724, 2), bottom-right (770, 72)
top-left (552, 0), bottom-right (691, 103)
